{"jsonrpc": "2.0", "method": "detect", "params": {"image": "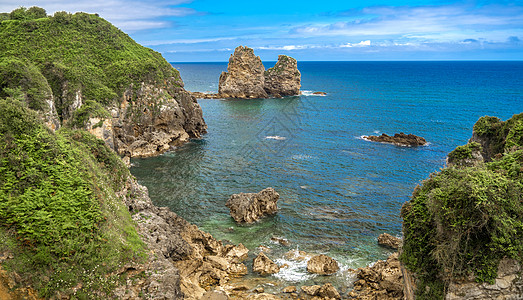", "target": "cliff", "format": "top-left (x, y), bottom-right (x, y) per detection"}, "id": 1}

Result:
top-left (401, 113), bottom-right (523, 299)
top-left (0, 7), bottom-right (206, 158)
top-left (218, 46), bottom-right (301, 99)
